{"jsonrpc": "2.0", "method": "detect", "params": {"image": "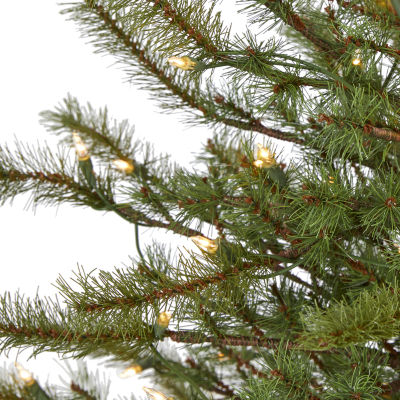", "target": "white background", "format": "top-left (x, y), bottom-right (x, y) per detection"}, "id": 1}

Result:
top-left (0, 1), bottom-right (290, 399)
